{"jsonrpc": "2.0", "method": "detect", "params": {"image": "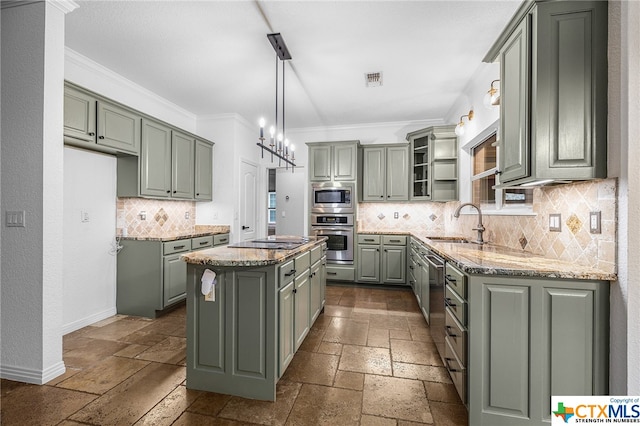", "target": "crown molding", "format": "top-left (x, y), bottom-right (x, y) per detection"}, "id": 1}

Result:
top-left (286, 118), bottom-right (444, 135)
top-left (2, 0), bottom-right (78, 14)
top-left (65, 47), bottom-right (197, 124)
